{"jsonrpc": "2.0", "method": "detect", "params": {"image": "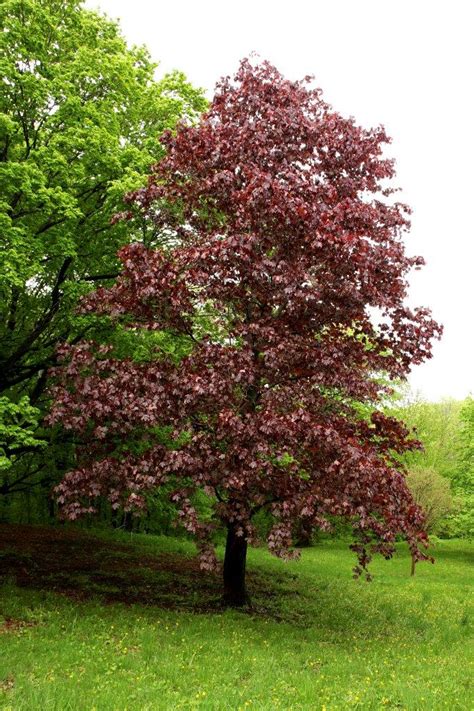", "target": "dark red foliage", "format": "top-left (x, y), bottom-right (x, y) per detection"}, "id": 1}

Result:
top-left (49, 60), bottom-right (441, 577)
